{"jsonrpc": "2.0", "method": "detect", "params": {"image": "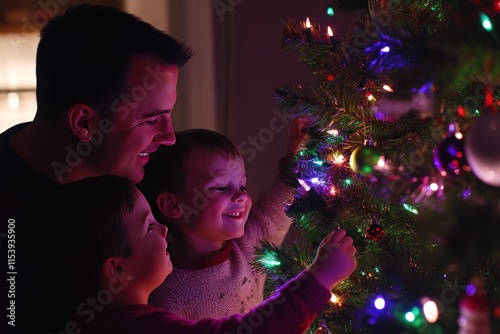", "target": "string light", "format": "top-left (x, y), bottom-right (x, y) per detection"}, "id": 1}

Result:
top-left (326, 6), bottom-right (334, 16)
top-left (480, 12), bottom-right (493, 31)
top-left (382, 84), bottom-right (393, 92)
top-left (421, 298), bottom-right (439, 323)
